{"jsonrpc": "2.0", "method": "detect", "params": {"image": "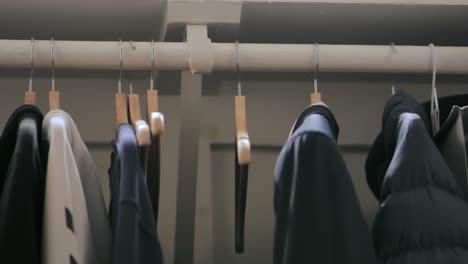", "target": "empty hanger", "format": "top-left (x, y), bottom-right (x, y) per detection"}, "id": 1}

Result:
top-left (146, 40), bottom-right (165, 226)
top-left (430, 43), bottom-right (440, 135)
top-left (49, 38), bottom-right (60, 110)
top-left (310, 43), bottom-right (321, 104)
top-left (147, 40), bottom-right (165, 136)
top-left (115, 40), bottom-right (129, 126)
top-left (128, 81), bottom-right (151, 147)
top-left (25, 37), bottom-right (36, 105)
top-left (234, 41), bottom-right (251, 254)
